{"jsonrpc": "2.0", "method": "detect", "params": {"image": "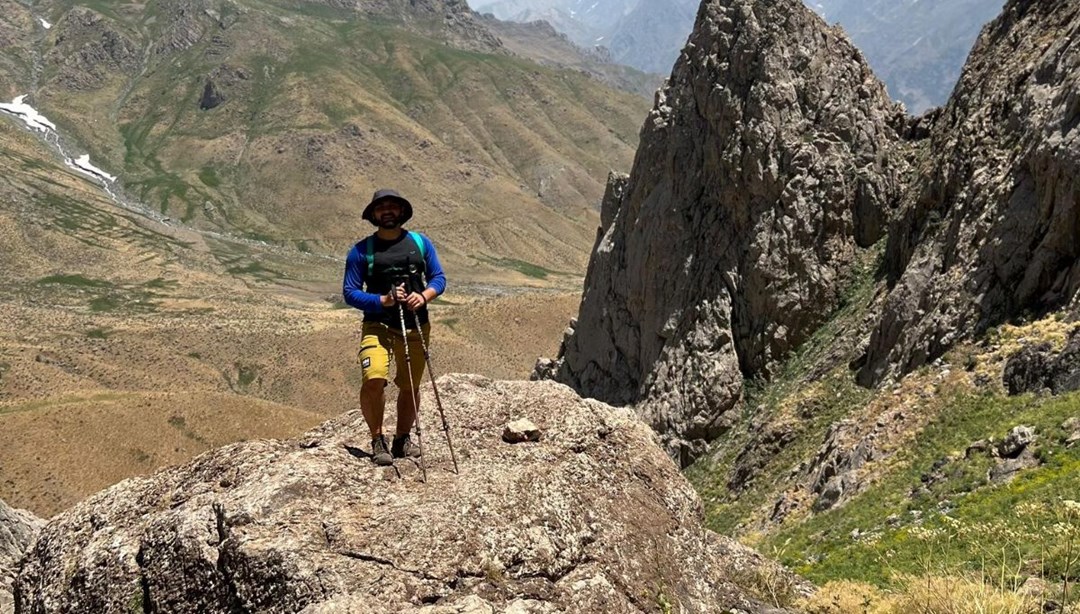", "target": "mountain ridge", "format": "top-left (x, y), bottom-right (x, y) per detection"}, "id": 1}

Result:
top-left (472, 0), bottom-right (1005, 113)
top-left (539, 0), bottom-right (908, 464)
